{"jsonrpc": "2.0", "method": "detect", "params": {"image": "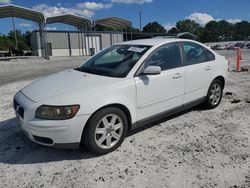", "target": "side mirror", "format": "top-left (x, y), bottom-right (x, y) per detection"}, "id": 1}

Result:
top-left (142, 66), bottom-right (161, 75)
